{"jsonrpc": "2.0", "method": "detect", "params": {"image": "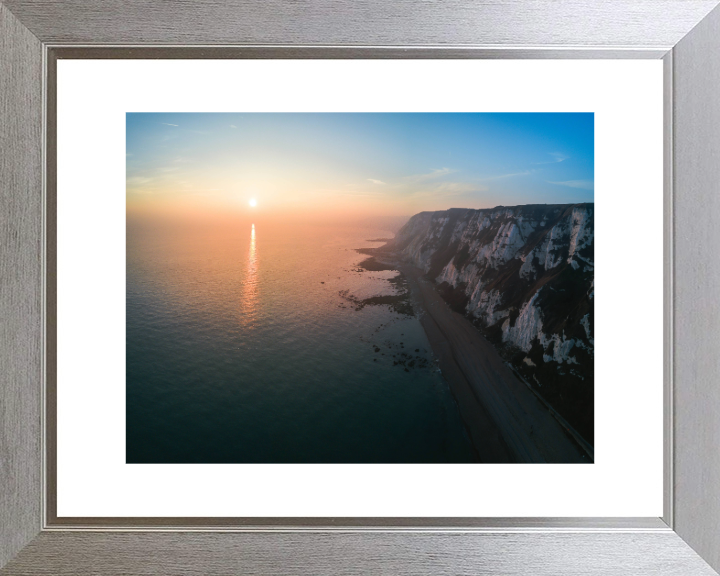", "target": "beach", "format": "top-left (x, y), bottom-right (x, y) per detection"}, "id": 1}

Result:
top-left (384, 258), bottom-right (591, 463)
